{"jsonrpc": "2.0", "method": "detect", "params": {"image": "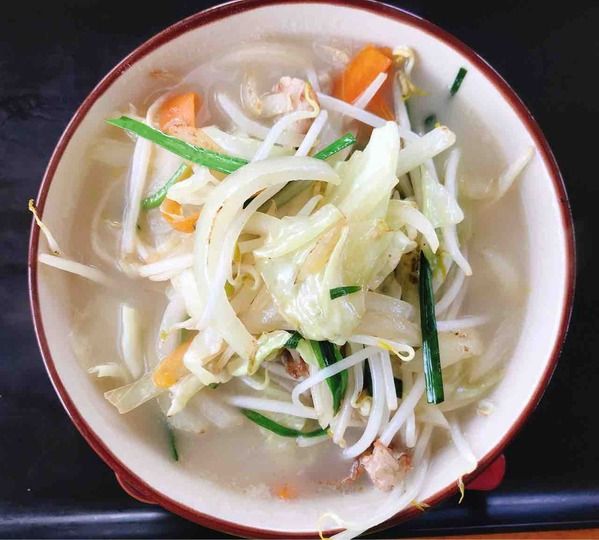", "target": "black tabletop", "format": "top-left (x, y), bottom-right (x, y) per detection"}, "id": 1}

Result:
top-left (1, 1), bottom-right (597, 538)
